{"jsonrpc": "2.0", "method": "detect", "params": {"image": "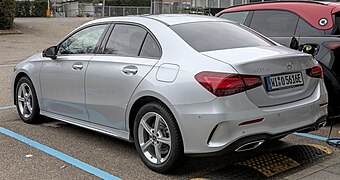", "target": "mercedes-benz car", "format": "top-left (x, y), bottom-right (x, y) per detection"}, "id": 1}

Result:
top-left (12, 15), bottom-right (328, 173)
